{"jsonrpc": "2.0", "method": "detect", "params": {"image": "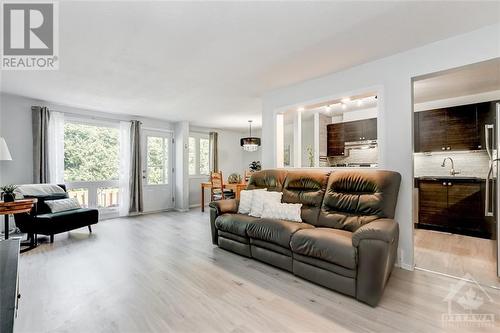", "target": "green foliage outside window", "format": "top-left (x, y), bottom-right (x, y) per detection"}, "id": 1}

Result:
top-left (64, 122), bottom-right (119, 182)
